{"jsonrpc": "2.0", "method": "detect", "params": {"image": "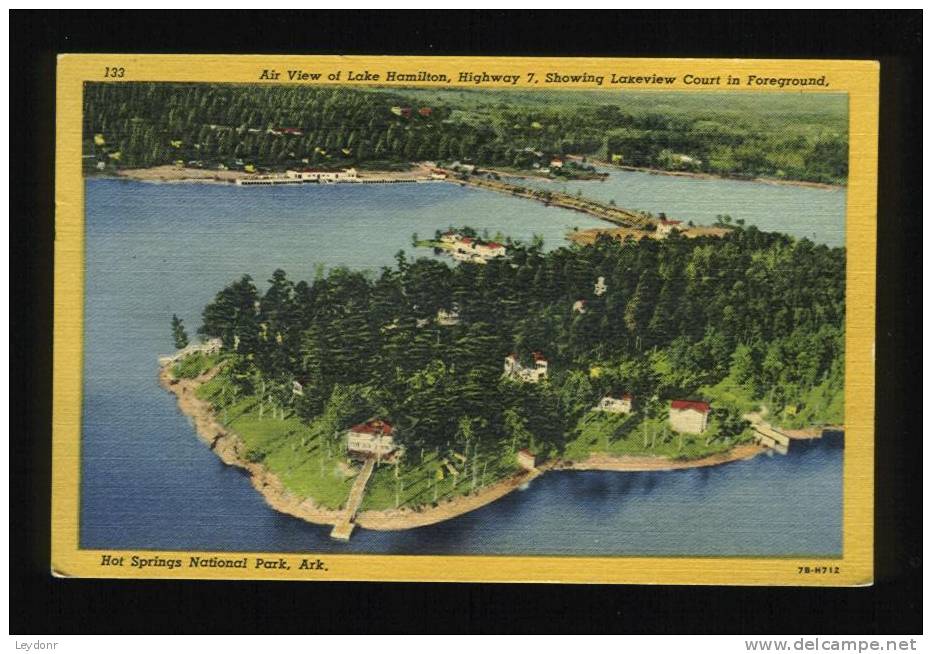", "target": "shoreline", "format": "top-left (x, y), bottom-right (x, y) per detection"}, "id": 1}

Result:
top-left (94, 163), bottom-right (438, 185)
top-left (161, 363), bottom-right (778, 533)
top-left (89, 160), bottom-right (843, 191)
top-left (571, 156), bottom-right (845, 191)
